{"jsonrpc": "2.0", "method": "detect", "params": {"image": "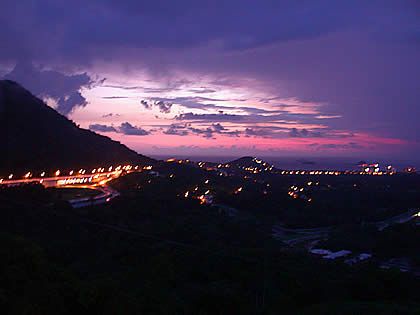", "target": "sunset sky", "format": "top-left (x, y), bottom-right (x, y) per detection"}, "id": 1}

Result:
top-left (1, 0), bottom-right (419, 158)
